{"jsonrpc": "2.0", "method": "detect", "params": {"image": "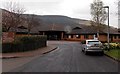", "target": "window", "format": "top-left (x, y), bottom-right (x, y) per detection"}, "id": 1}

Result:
top-left (76, 35), bottom-right (81, 38)
top-left (71, 35), bottom-right (73, 38)
top-left (118, 35), bottom-right (120, 39)
top-left (88, 41), bottom-right (100, 45)
top-left (68, 35), bottom-right (73, 38)
top-left (114, 35), bottom-right (117, 39)
top-left (84, 35), bottom-right (89, 39)
top-left (68, 35), bottom-right (71, 38)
